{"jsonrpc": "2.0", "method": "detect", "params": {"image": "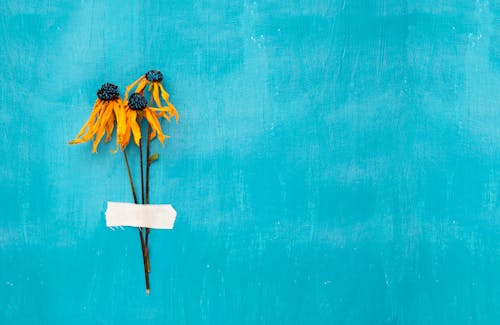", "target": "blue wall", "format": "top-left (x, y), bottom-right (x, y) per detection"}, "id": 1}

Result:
top-left (1, 1), bottom-right (499, 324)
